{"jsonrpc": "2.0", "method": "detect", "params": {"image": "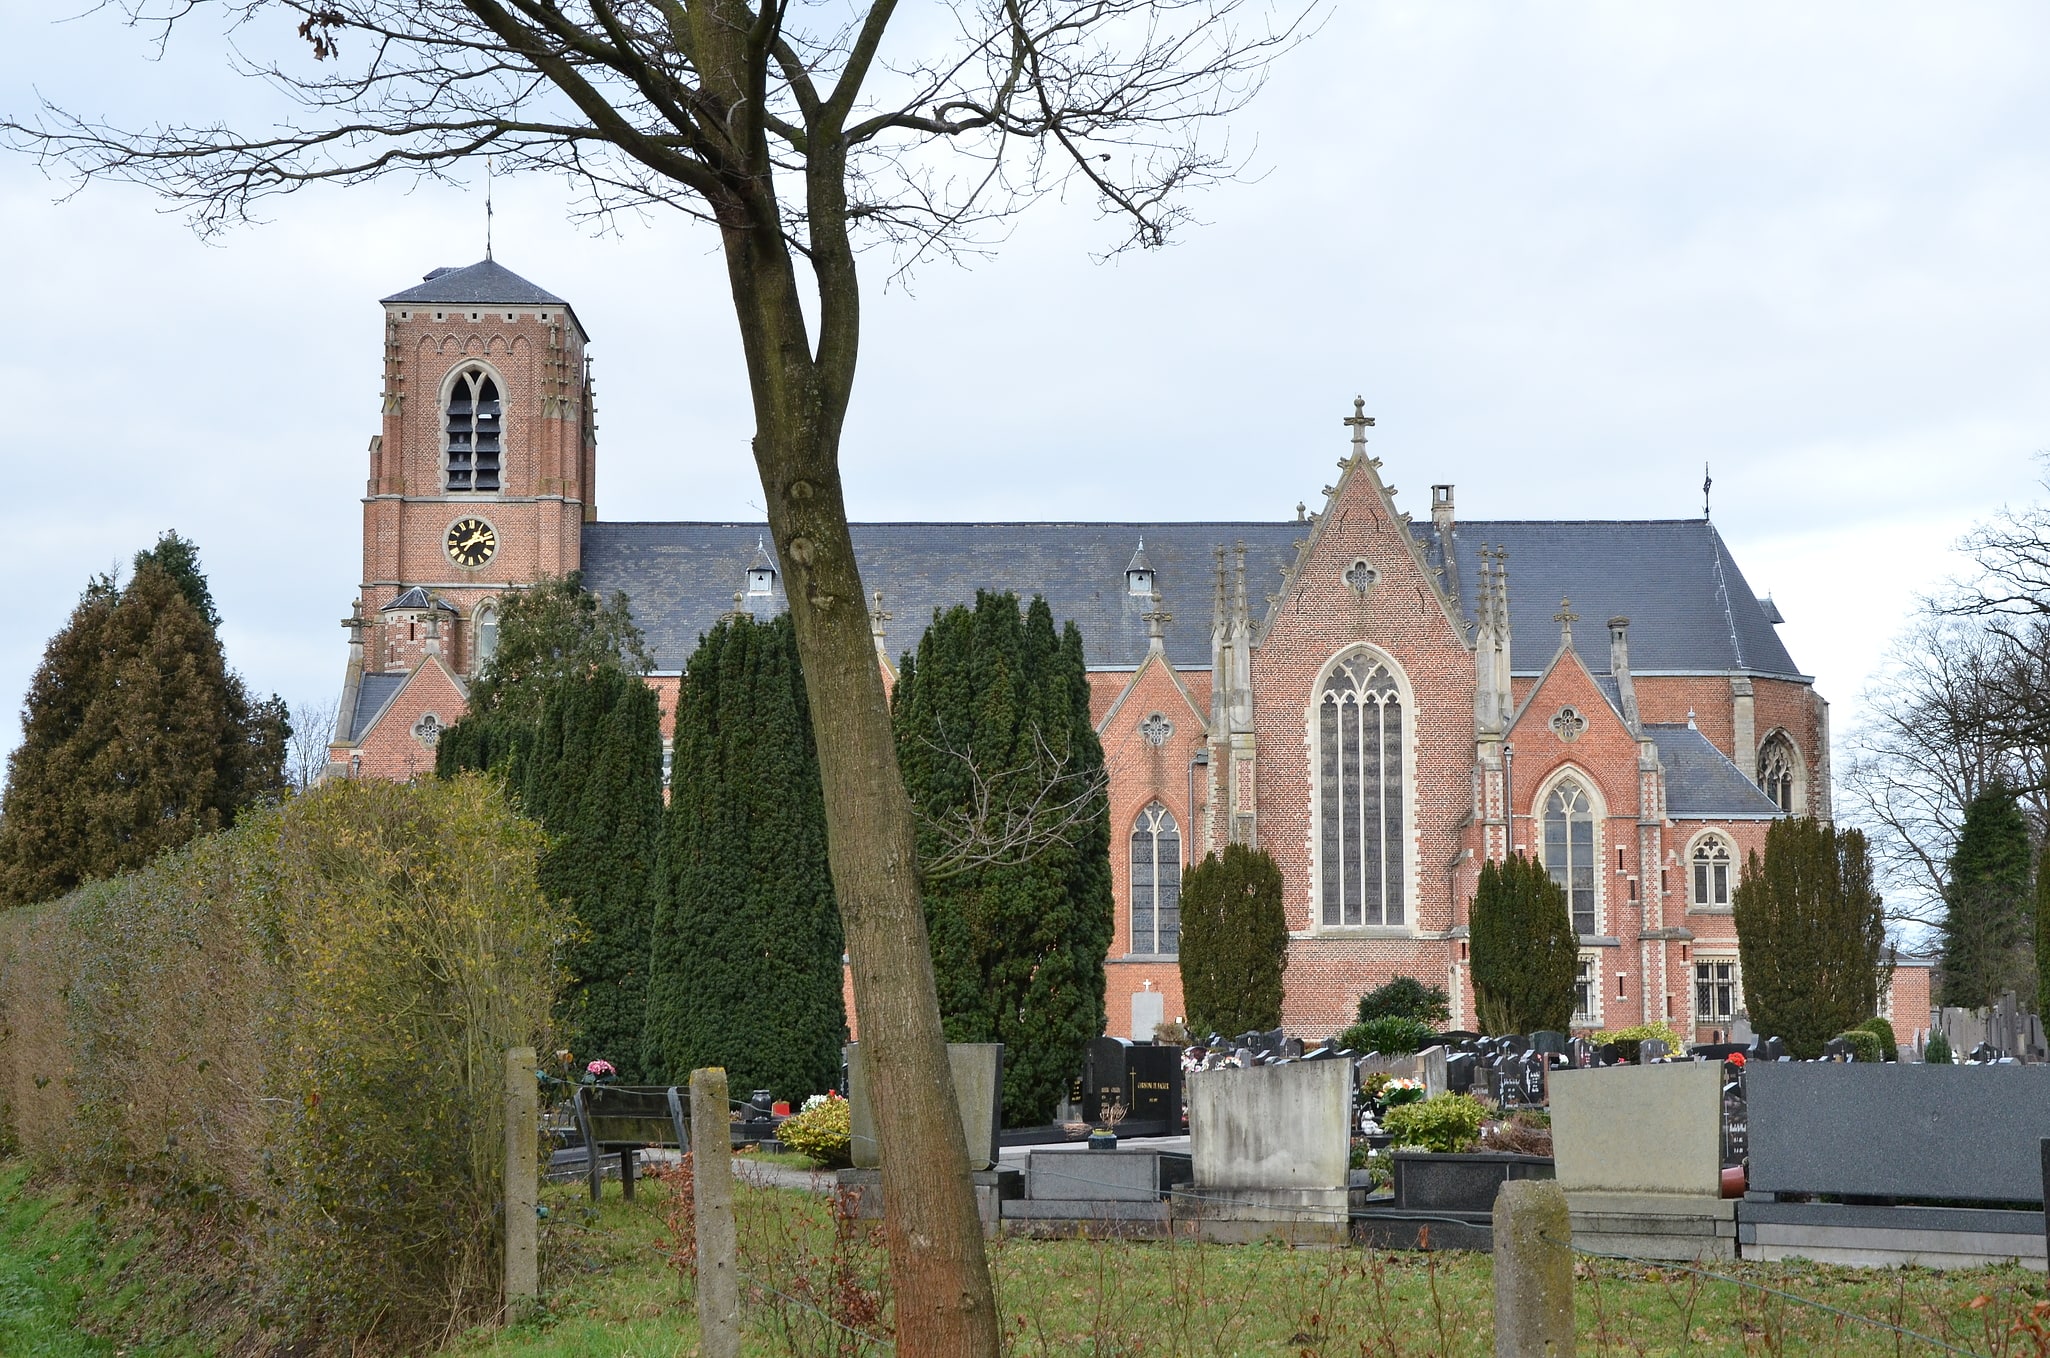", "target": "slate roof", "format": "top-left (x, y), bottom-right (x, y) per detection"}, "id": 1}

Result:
top-left (1646, 723), bottom-right (1786, 819)
top-left (579, 518), bottom-right (1807, 679)
top-left (350, 672), bottom-right (407, 740)
top-left (1417, 519), bottom-right (1800, 678)
top-left (381, 259), bottom-right (574, 312)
